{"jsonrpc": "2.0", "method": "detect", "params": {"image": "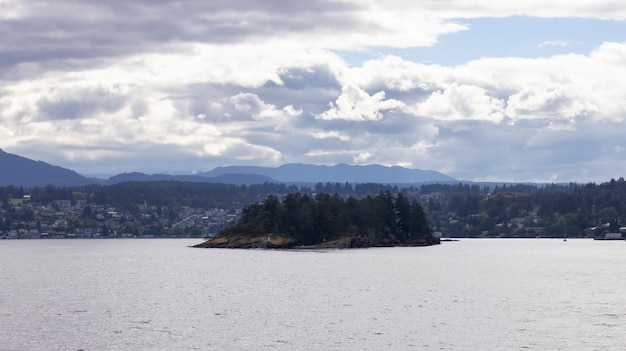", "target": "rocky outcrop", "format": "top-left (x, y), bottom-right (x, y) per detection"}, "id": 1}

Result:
top-left (194, 234), bottom-right (439, 249)
top-left (194, 234), bottom-right (296, 249)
